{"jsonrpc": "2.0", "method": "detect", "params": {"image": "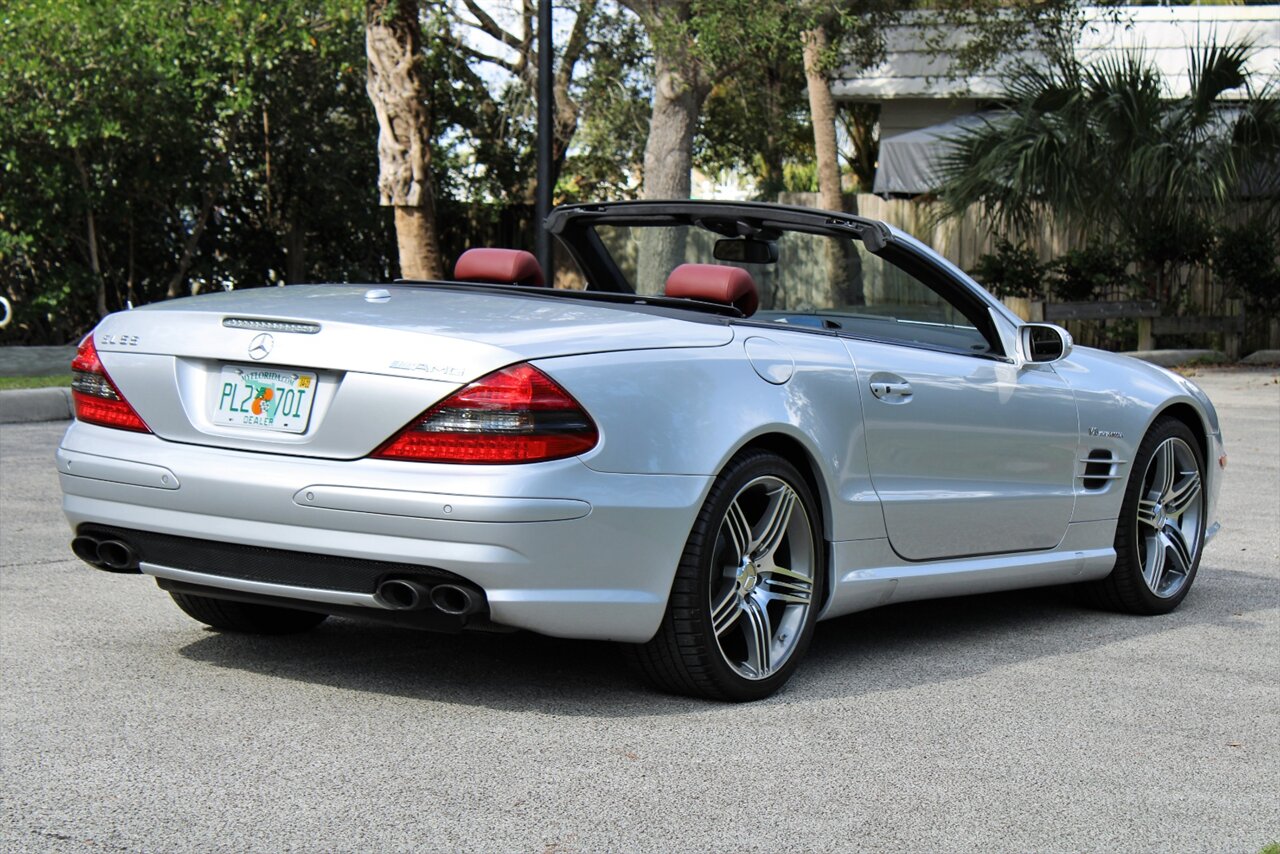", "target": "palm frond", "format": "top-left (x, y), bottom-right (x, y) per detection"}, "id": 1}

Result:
top-left (1187, 37), bottom-right (1251, 121)
top-left (935, 34), bottom-right (1276, 247)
